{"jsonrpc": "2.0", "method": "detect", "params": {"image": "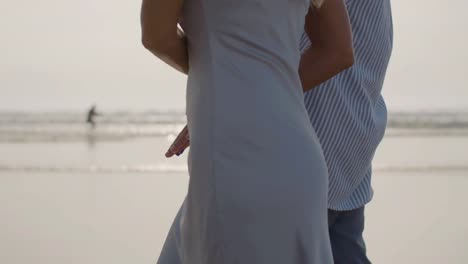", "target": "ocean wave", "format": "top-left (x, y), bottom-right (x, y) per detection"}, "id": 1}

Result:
top-left (0, 164), bottom-right (187, 174)
top-left (1, 110), bottom-right (468, 142)
top-left (384, 128), bottom-right (468, 137)
top-left (2, 110), bottom-right (468, 128)
top-left (0, 111), bottom-right (186, 125)
top-left (1, 164), bottom-right (467, 174)
top-left (388, 111), bottom-right (468, 129)
top-left (0, 124), bottom-right (184, 143)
